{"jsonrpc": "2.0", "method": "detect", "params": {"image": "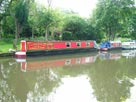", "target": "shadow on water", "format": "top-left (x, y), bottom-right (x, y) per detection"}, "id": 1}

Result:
top-left (0, 50), bottom-right (136, 102)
